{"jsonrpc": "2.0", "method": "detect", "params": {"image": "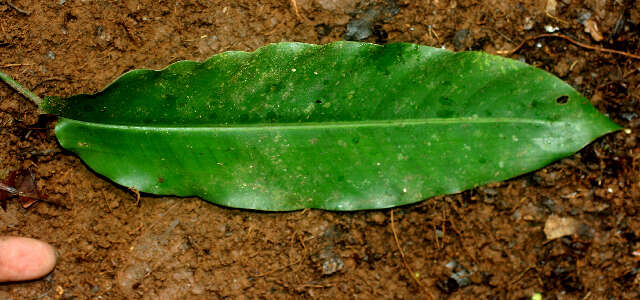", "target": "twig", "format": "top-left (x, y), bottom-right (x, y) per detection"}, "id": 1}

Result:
top-left (5, 1), bottom-right (30, 15)
top-left (428, 26), bottom-right (441, 43)
top-left (441, 208), bottom-right (447, 245)
top-left (544, 11), bottom-right (569, 25)
top-left (129, 187), bottom-right (140, 206)
top-left (432, 222), bottom-right (440, 249)
top-left (391, 210), bottom-right (433, 299)
top-left (497, 33), bottom-right (640, 59)
top-left (27, 149), bottom-right (57, 157)
top-left (0, 69), bottom-right (43, 112)
top-left (2, 63), bottom-right (33, 68)
top-left (509, 266), bottom-right (535, 286)
top-left (298, 283), bottom-right (335, 289)
top-left (483, 27), bottom-right (513, 43)
top-left (290, 0), bottom-right (301, 21)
